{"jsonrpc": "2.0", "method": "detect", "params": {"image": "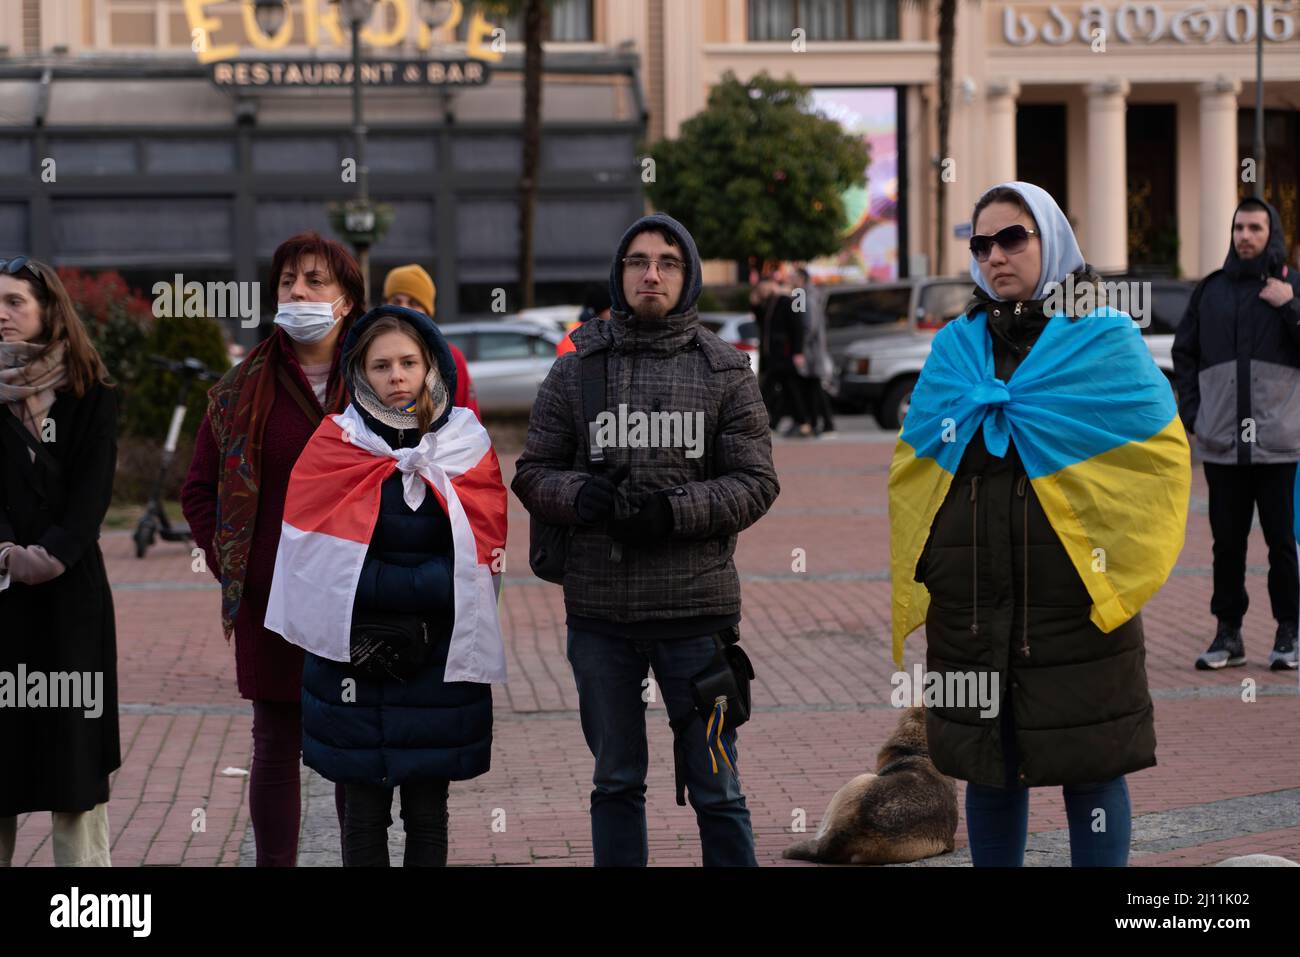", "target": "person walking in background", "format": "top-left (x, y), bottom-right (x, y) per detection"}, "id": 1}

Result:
top-left (790, 266), bottom-right (837, 438)
top-left (751, 274), bottom-right (810, 436)
top-left (1173, 198), bottom-right (1300, 671)
top-left (265, 305), bottom-right (507, 867)
top-left (557, 283), bottom-right (613, 356)
top-left (181, 232), bottom-right (363, 866)
top-left (0, 257), bottom-right (120, 866)
top-left (382, 264), bottom-right (480, 418)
